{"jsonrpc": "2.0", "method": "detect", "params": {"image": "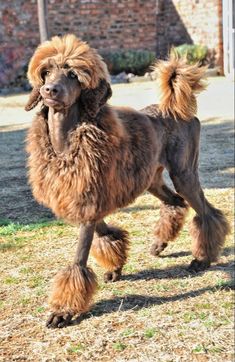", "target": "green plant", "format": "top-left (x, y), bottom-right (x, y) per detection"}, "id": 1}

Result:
top-left (28, 275), bottom-right (44, 289)
top-left (67, 343), bottom-right (84, 354)
top-left (192, 344), bottom-right (207, 353)
top-left (35, 306), bottom-right (45, 313)
top-left (172, 44), bottom-right (208, 64)
top-left (121, 328), bottom-right (135, 337)
top-left (113, 342), bottom-right (127, 351)
top-left (4, 276), bottom-right (19, 285)
top-left (102, 50), bottom-right (155, 75)
top-left (144, 328), bottom-right (157, 338)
